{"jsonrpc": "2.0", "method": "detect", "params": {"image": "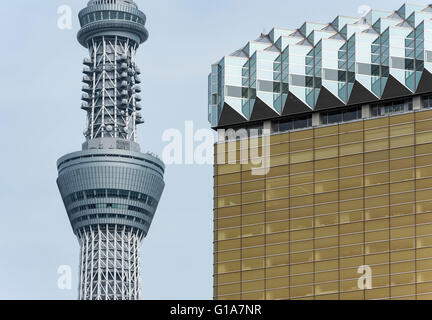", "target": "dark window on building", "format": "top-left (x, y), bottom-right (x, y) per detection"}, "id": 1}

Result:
top-left (371, 99), bottom-right (413, 116)
top-left (322, 107), bottom-right (361, 125)
top-left (423, 95), bottom-right (432, 109)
